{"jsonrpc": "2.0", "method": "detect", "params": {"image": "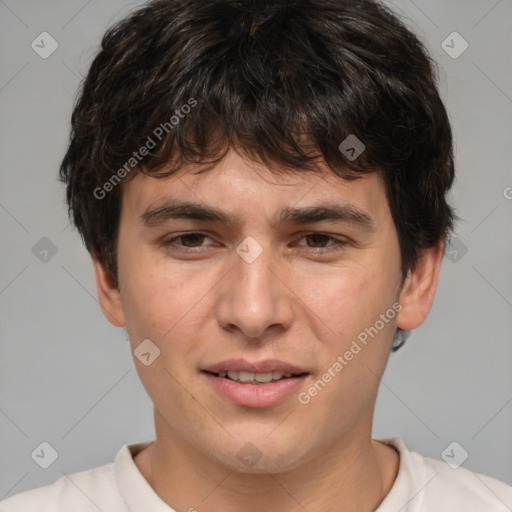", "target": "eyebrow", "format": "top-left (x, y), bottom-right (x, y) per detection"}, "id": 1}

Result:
top-left (140, 199), bottom-right (375, 232)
